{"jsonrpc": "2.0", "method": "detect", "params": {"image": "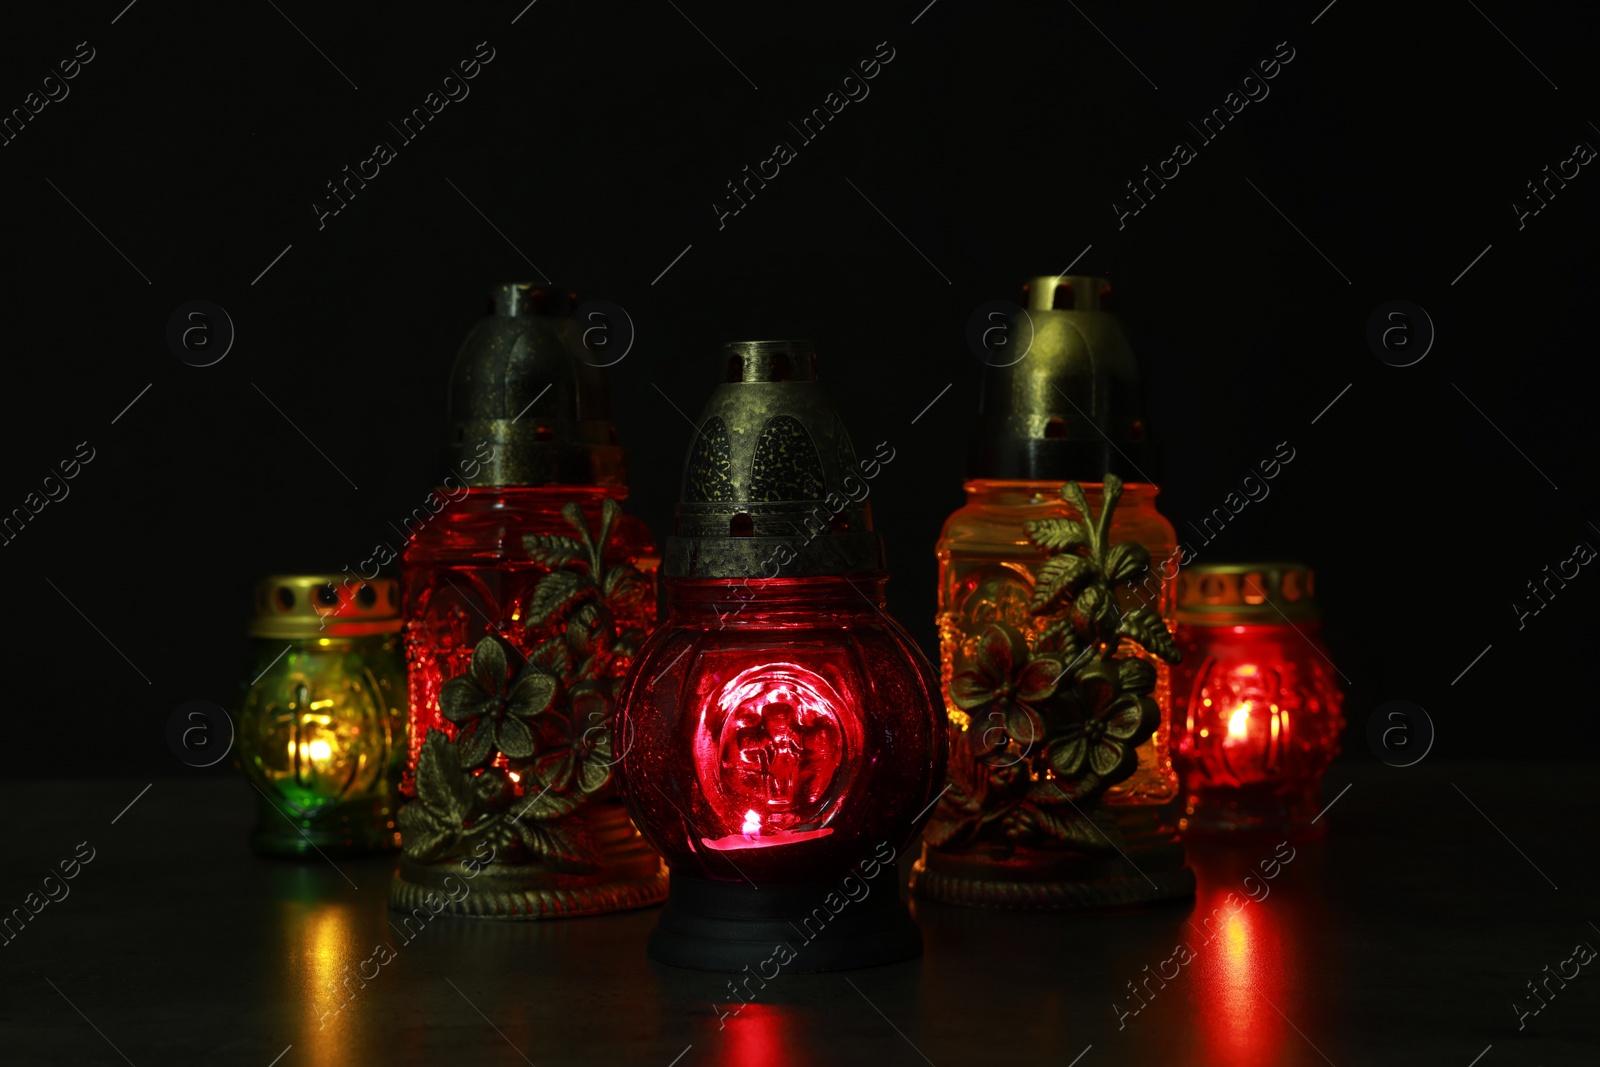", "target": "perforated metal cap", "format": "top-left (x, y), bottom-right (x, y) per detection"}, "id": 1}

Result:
top-left (251, 575), bottom-right (402, 638)
top-left (1175, 563), bottom-right (1320, 625)
top-left (664, 341), bottom-right (885, 579)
